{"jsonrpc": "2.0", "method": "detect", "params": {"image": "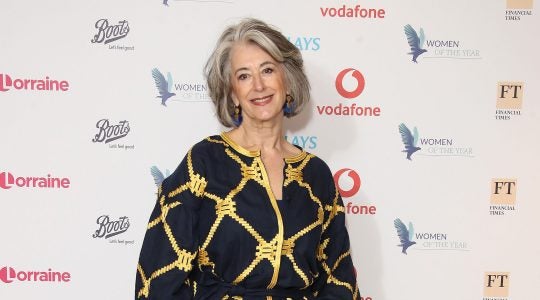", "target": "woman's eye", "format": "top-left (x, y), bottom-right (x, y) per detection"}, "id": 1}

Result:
top-left (263, 68), bottom-right (274, 74)
top-left (238, 74), bottom-right (248, 80)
